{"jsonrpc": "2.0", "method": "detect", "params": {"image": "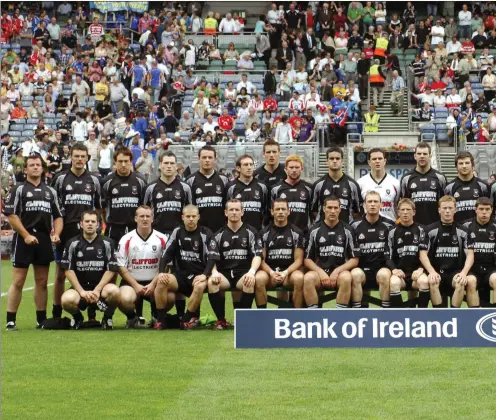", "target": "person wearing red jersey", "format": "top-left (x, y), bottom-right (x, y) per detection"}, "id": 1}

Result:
top-left (289, 109), bottom-right (303, 130)
top-left (88, 17), bottom-right (104, 43)
top-left (218, 108), bottom-right (234, 131)
top-left (263, 93), bottom-right (278, 113)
